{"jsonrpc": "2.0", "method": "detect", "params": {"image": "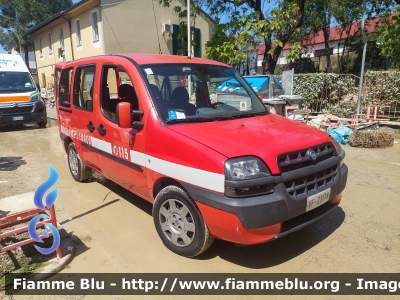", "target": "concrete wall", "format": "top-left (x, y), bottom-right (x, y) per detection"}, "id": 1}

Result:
top-left (102, 0), bottom-right (214, 57)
